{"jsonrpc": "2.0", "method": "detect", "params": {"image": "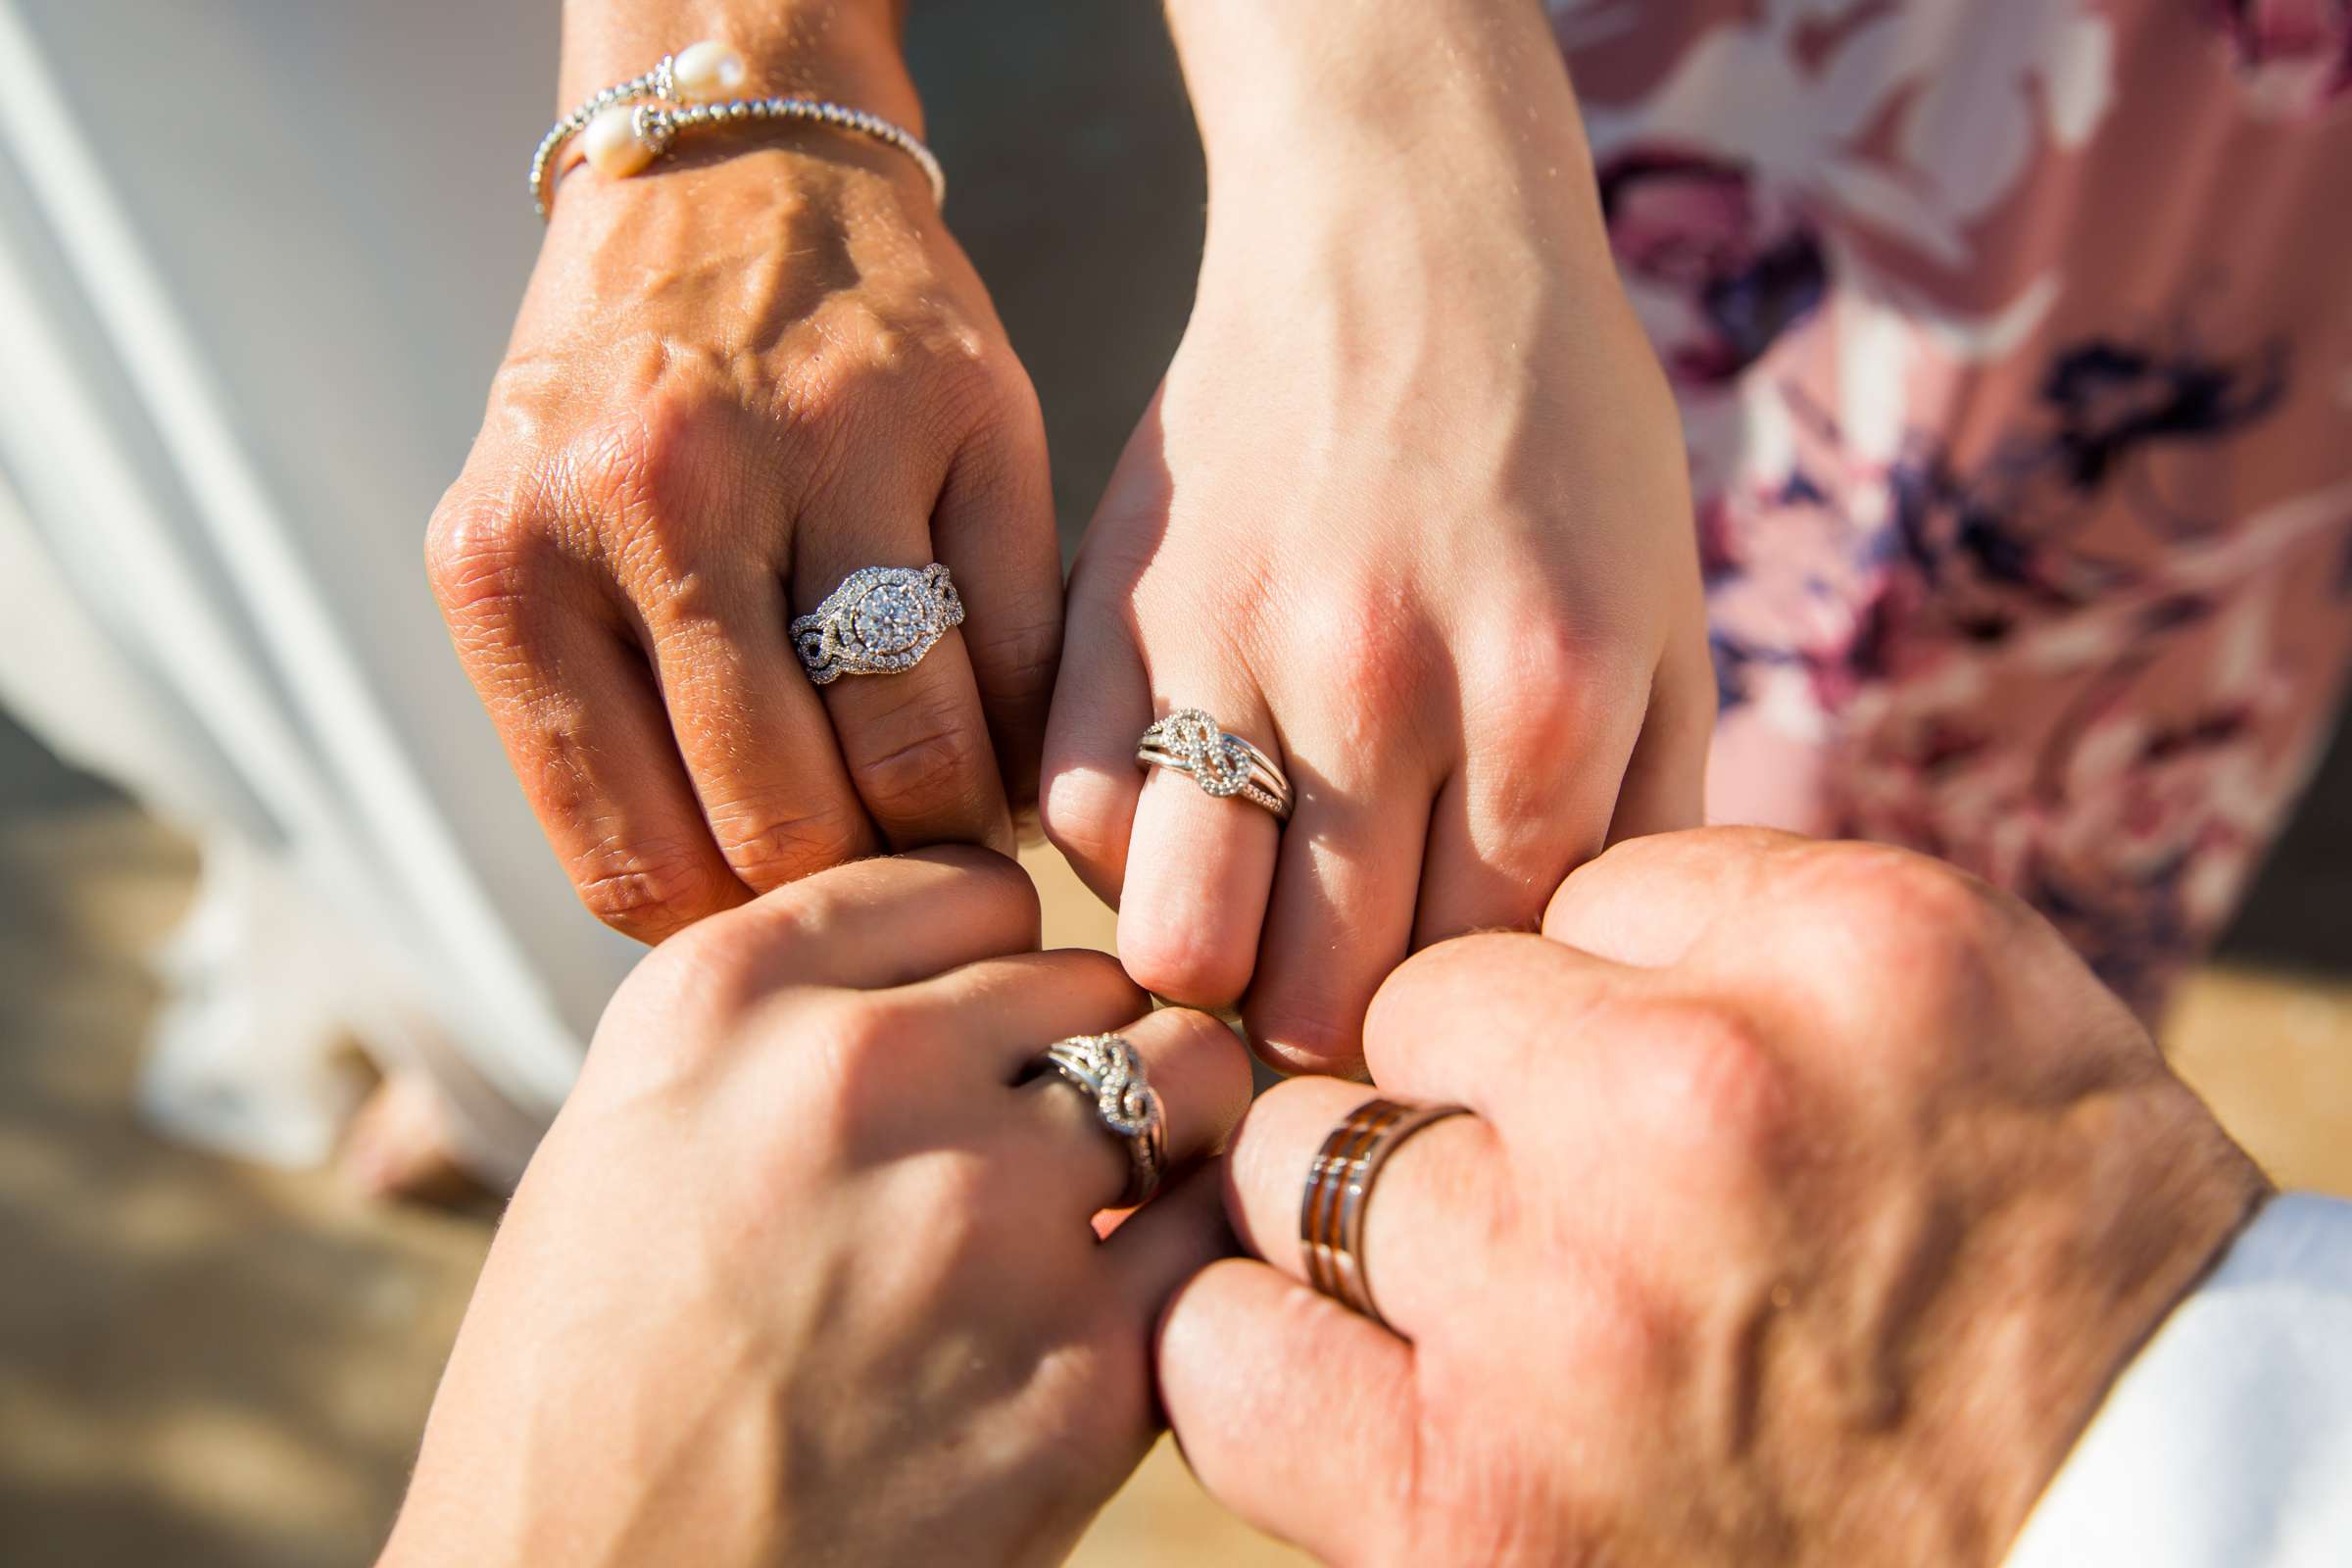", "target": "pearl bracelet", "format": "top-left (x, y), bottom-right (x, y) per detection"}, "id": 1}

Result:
top-left (528, 39), bottom-right (946, 220)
